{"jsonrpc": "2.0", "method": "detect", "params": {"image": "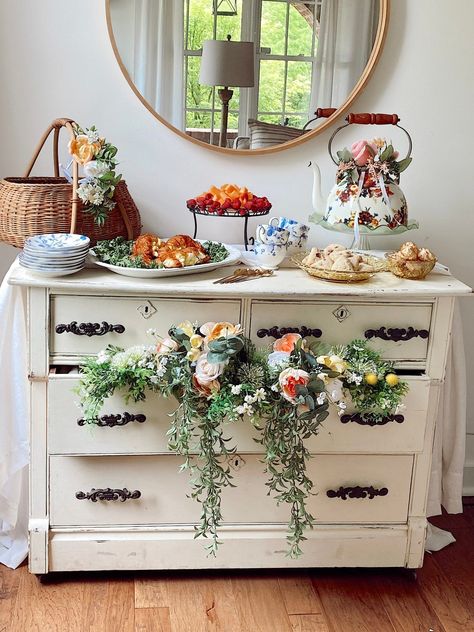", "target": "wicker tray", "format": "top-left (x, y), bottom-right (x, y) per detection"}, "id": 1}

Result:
top-left (292, 253), bottom-right (387, 283)
top-left (385, 253), bottom-right (436, 279)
